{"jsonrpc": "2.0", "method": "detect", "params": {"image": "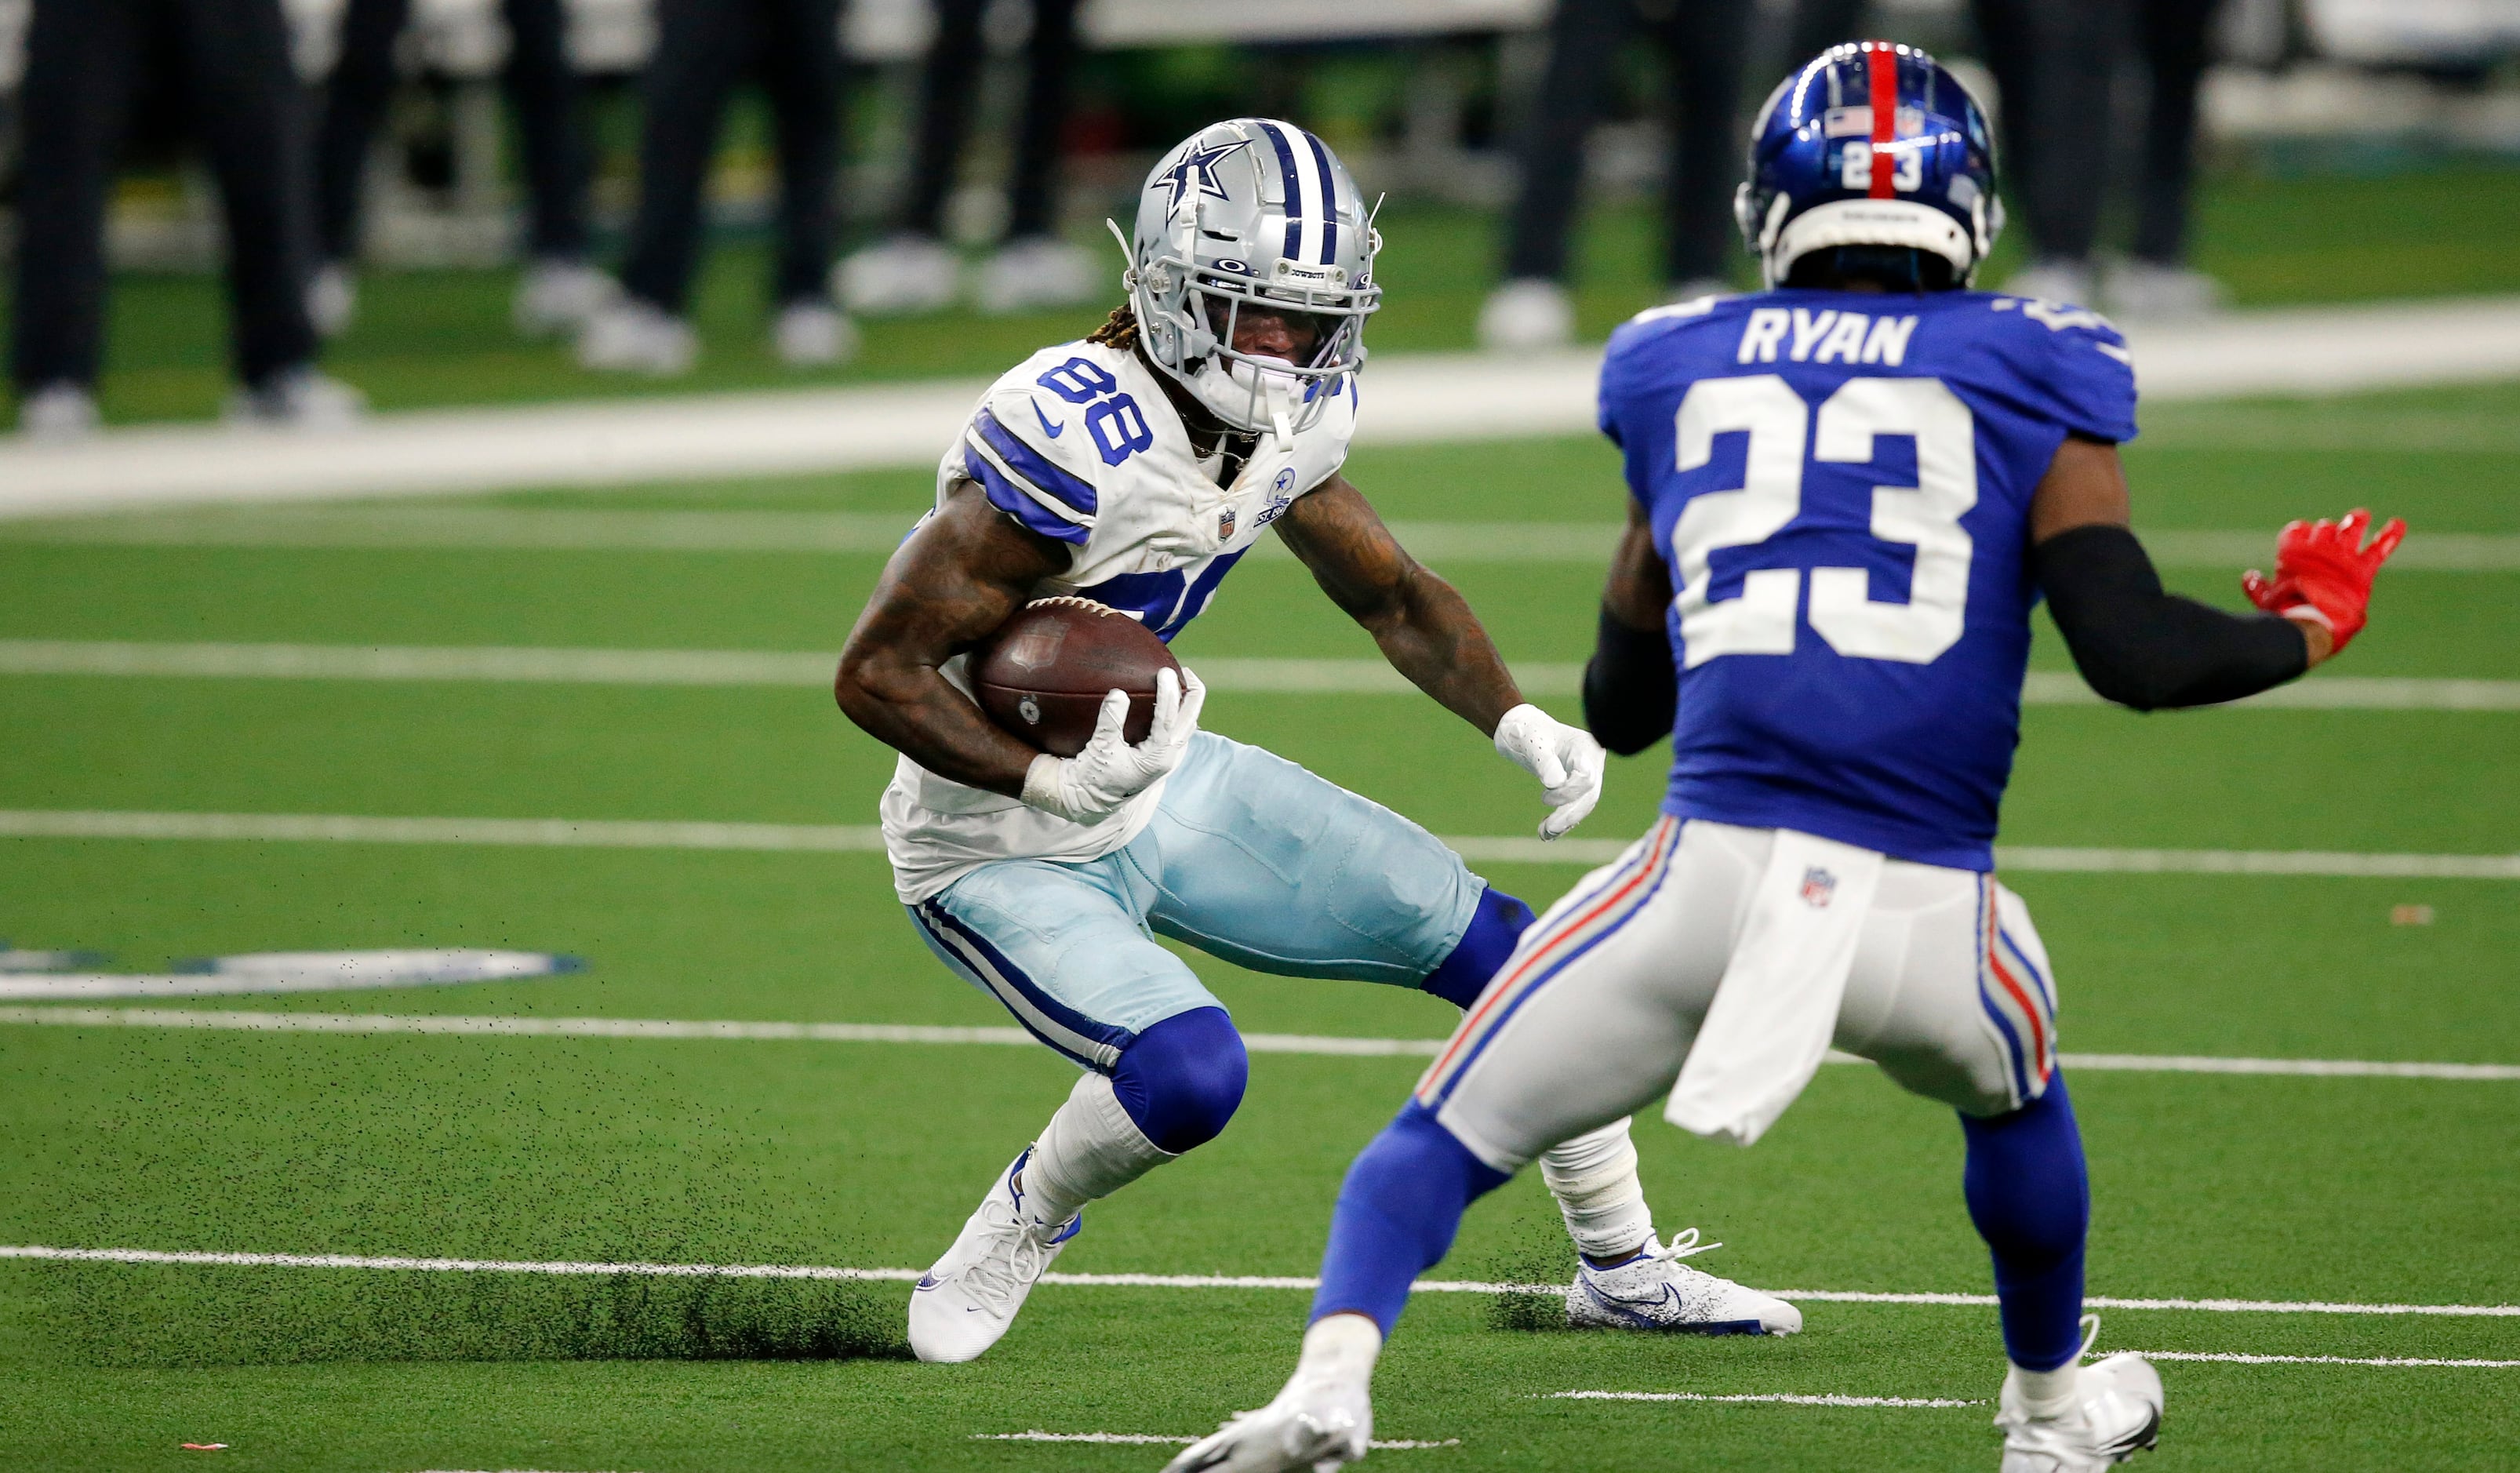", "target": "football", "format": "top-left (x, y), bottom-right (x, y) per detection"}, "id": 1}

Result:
top-left (970, 597), bottom-right (1181, 758)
